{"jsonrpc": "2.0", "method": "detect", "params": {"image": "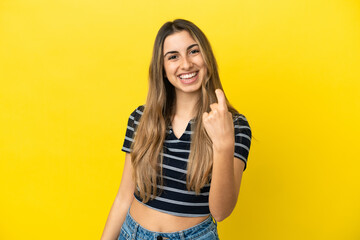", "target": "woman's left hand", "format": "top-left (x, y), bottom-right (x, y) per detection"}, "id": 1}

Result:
top-left (202, 89), bottom-right (235, 152)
